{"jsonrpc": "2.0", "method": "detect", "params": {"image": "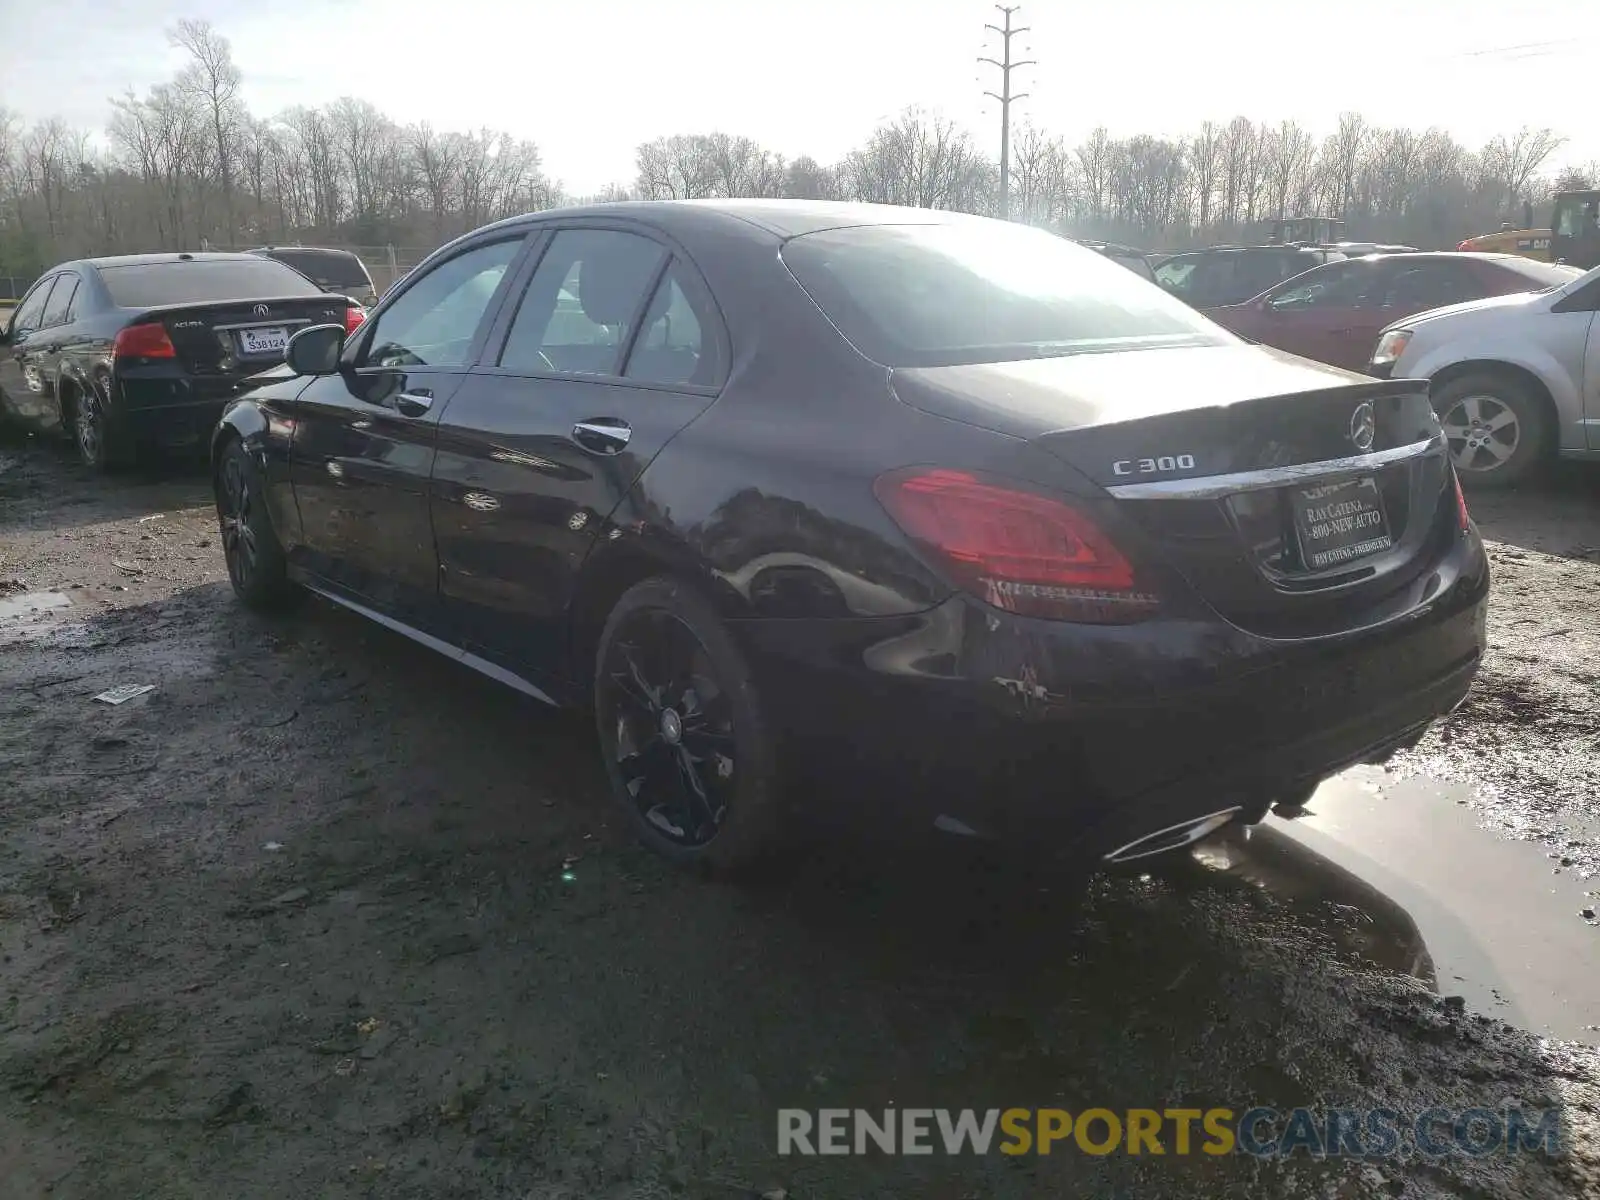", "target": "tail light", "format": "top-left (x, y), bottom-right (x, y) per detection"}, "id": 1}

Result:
top-left (1452, 470), bottom-right (1470, 532)
top-left (344, 305), bottom-right (366, 335)
top-left (873, 467), bottom-right (1159, 623)
top-left (1456, 240), bottom-right (1472, 252)
top-left (111, 322), bottom-right (176, 360)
